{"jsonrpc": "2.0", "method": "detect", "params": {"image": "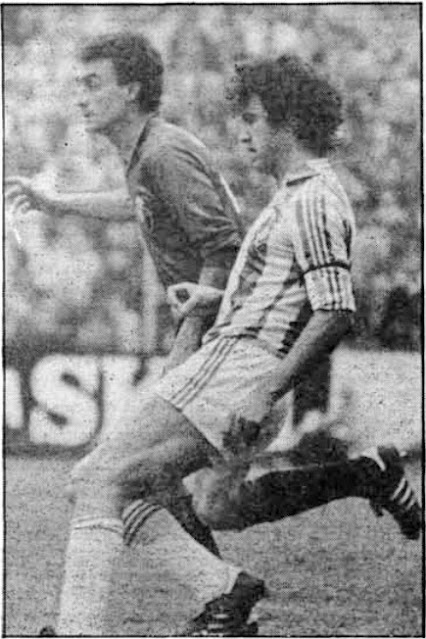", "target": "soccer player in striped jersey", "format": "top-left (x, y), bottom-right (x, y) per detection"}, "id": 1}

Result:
top-left (47, 54), bottom-right (421, 637)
